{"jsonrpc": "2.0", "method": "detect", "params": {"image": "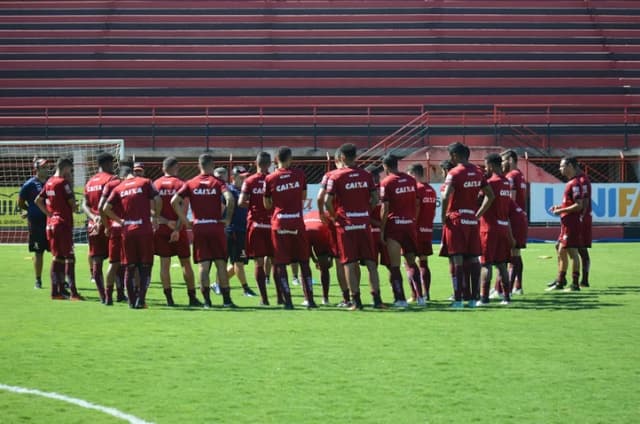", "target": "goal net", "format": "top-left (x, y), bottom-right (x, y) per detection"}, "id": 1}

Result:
top-left (0, 139), bottom-right (125, 244)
